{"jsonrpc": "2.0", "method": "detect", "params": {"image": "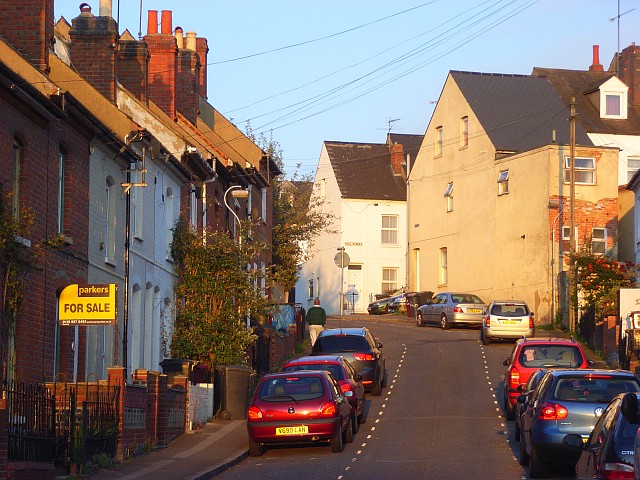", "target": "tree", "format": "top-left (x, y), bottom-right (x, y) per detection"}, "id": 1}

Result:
top-left (570, 249), bottom-right (638, 316)
top-left (169, 217), bottom-right (269, 368)
top-left (0, 190), bottom-right (42, 381)
top-left (246, 125), bottom-right (336, 299)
